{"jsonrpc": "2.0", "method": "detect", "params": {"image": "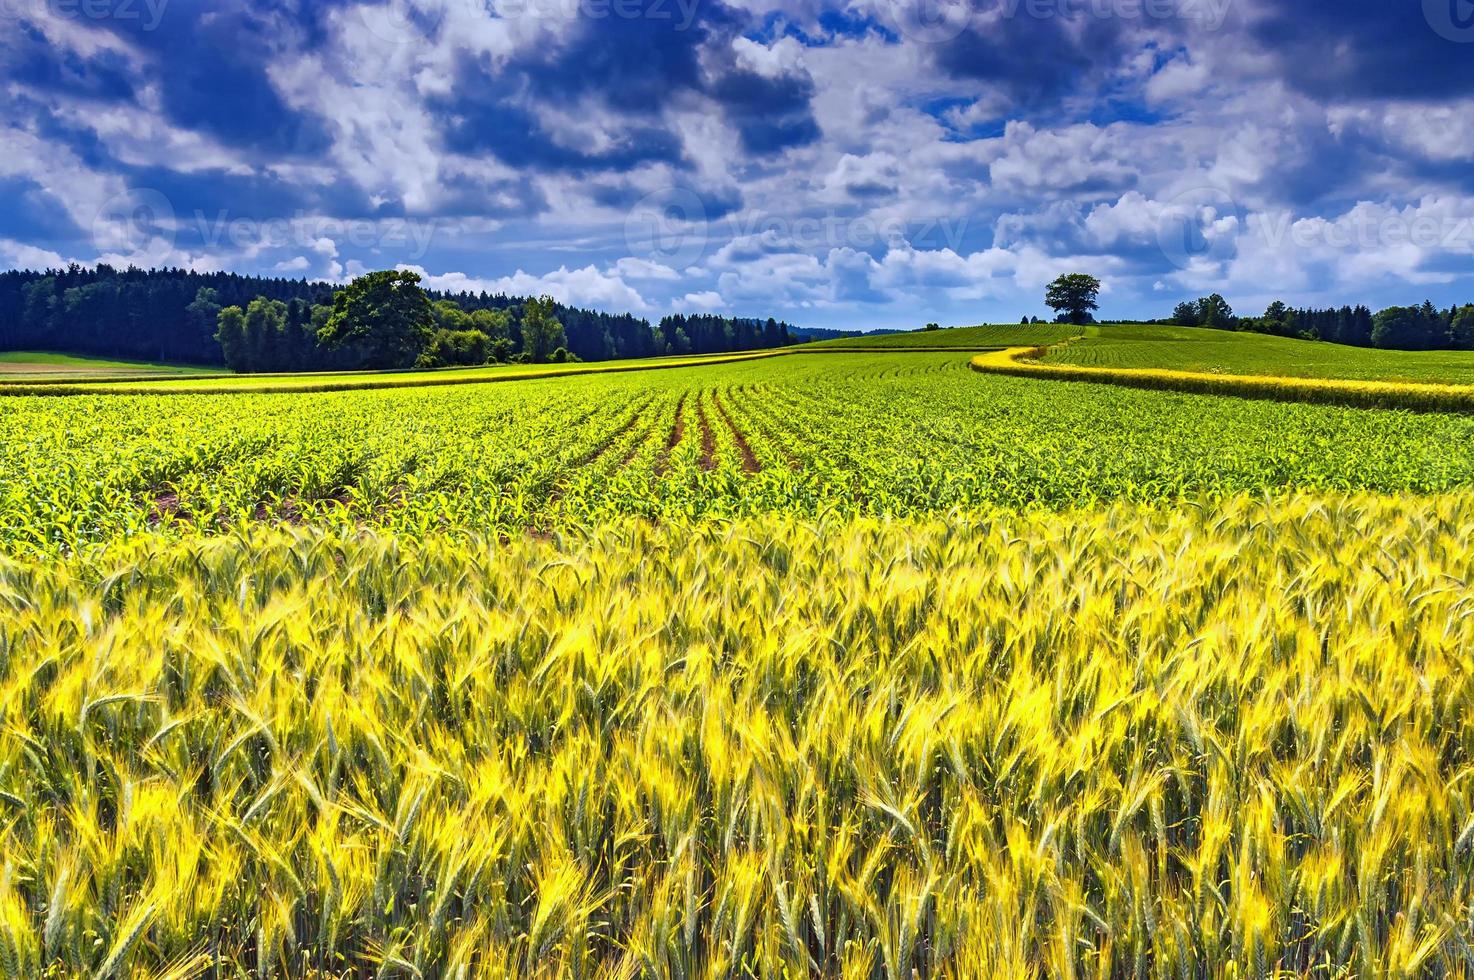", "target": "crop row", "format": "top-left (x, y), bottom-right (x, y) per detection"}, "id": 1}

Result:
top-left (4, 351), bottom-right (1474, 554)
